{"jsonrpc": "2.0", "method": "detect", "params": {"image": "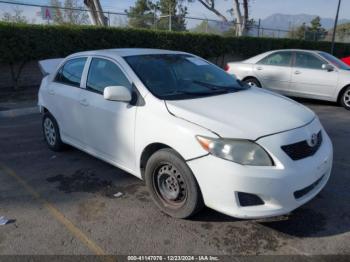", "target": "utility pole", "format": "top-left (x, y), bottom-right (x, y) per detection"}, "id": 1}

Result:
top-left (169, 4), bottom-right (172, 31)
top-left (331, 0), bottom-right (342, 54)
